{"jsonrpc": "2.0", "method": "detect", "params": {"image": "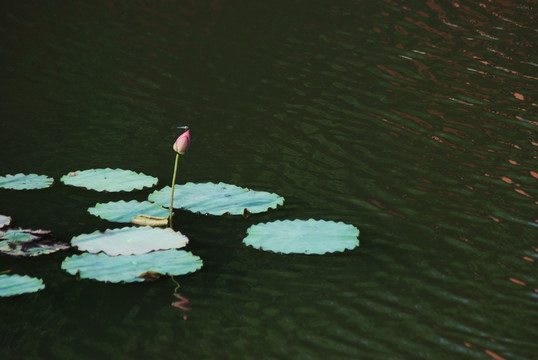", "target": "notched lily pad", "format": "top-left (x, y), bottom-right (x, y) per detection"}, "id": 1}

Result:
top-left (0, 215), bottom-right (11, 229)
top-left (0, 228), bottom-right (69, 257)
top-left (0, 274), bottom-right (45, 297)
top-left (61, 249), bottom-right (203, 283)
top-left (148, 182), bottom-right (284, 216)
top-left (71, 226), bottom-right (188, 256)
top-left (0, 173), bottom-right (54, 190)
top-left (88, 200), bottom-right (169, 224)
top-left (243, 219), bottom-right (360, 254)
top-left (60, 168), bottom-right (158, 192)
